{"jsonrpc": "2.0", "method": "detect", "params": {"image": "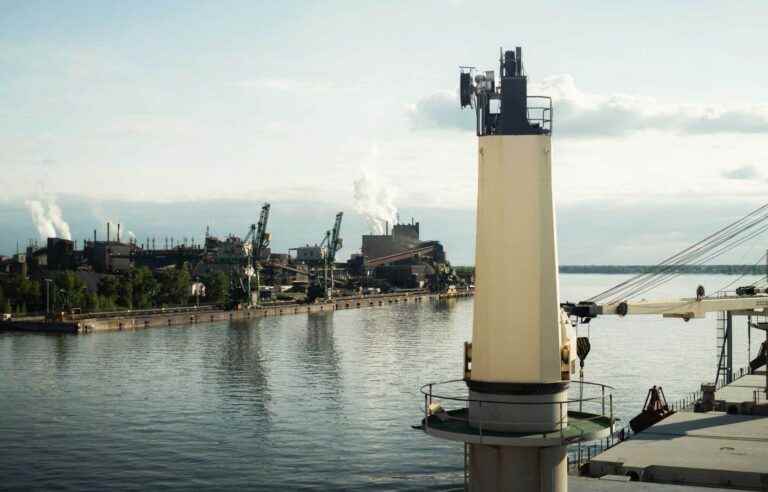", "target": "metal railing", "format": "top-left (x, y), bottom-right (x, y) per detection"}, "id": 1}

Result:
top-left (420, 379), bottom-right (614, 445)
top-left (527, 96), bottom-right (553, 133)
top-left (567, 387), bottom-right (707, 473)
